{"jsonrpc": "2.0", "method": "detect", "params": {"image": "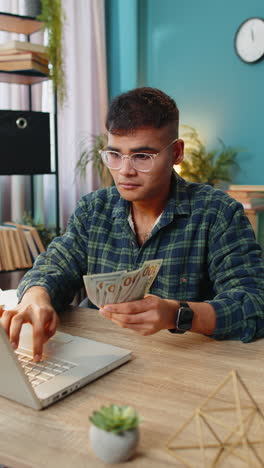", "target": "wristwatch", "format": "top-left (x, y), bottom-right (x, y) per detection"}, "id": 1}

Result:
top-left (168, 302), bottom-right (194, 334)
